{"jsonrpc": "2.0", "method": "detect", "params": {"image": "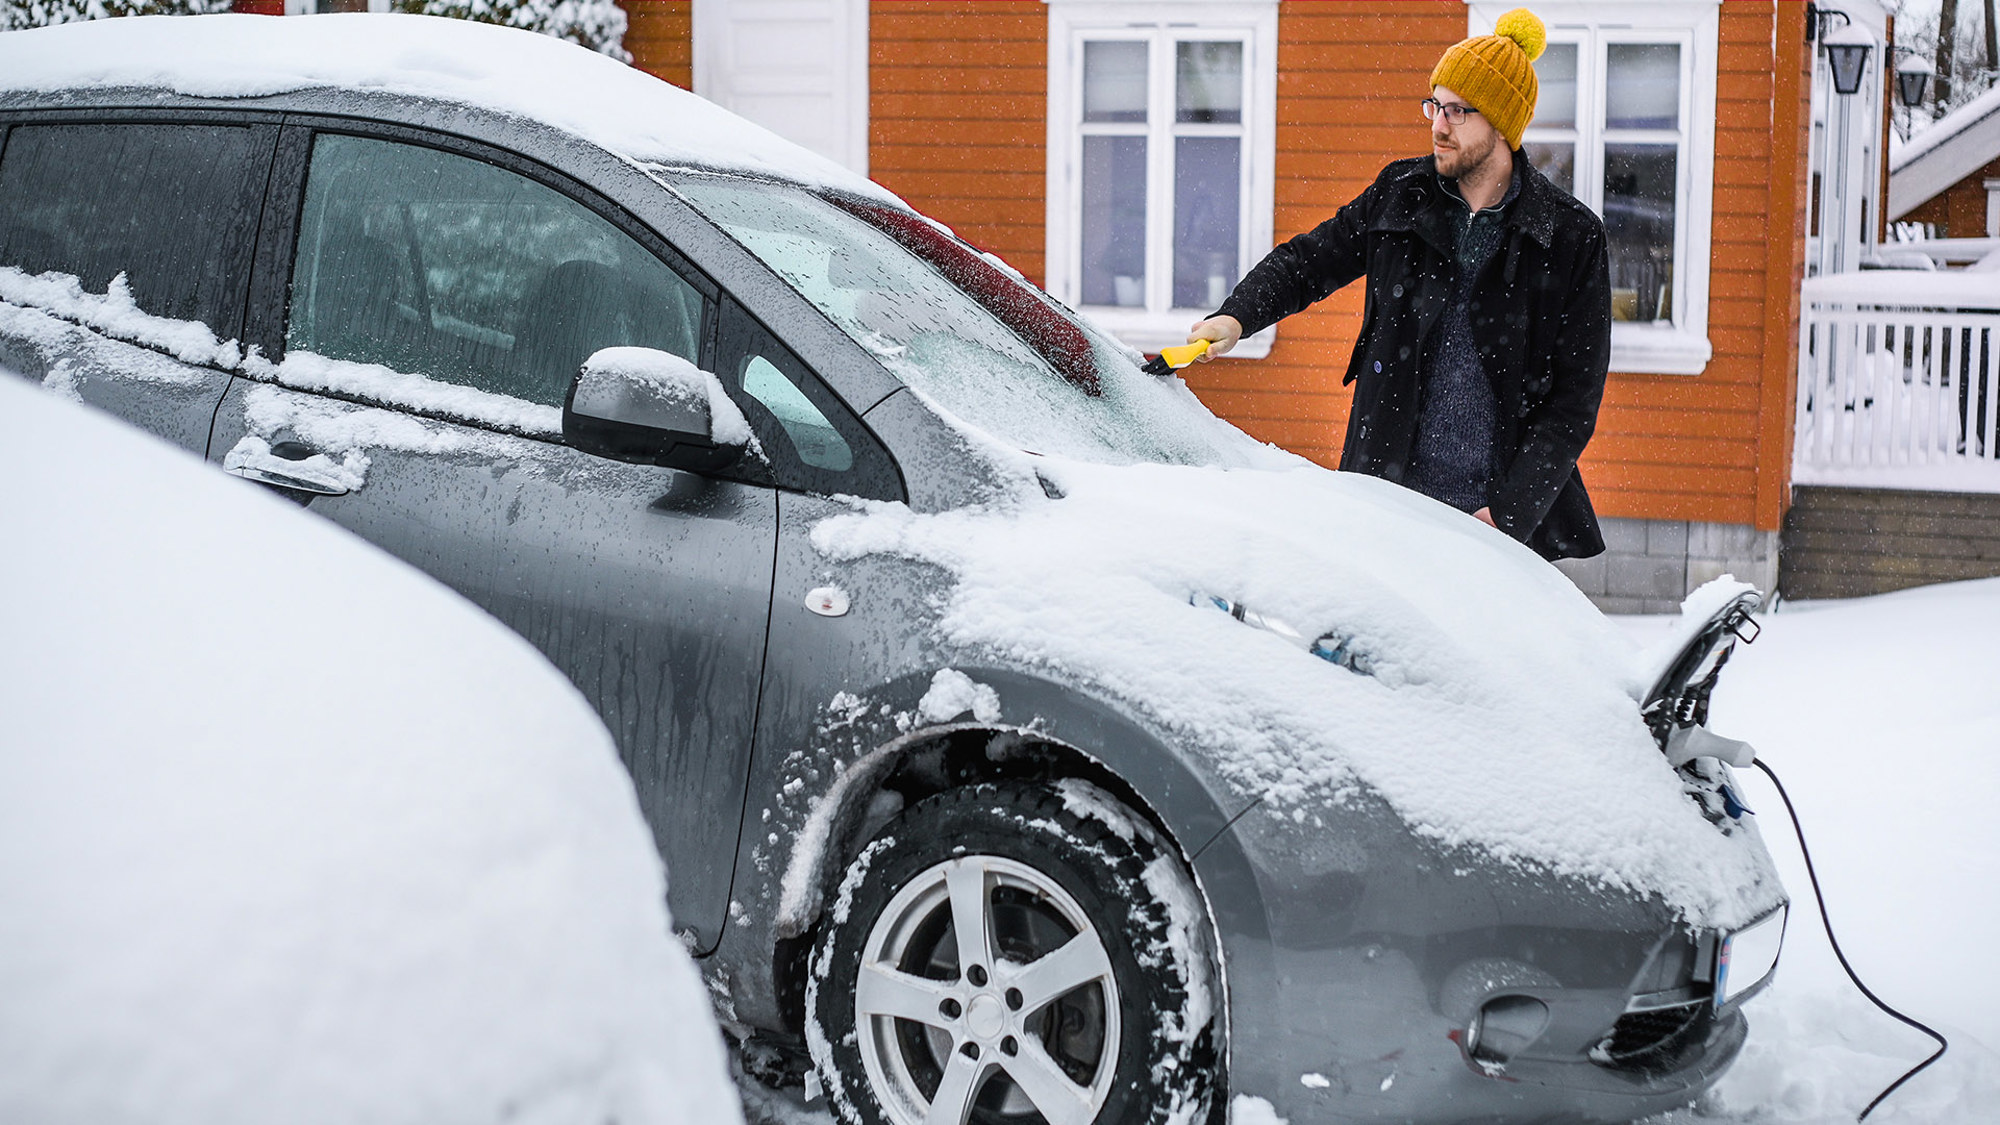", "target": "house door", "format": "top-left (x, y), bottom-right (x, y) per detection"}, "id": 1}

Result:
top-left (693, 0), bottom-right (869, 176)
